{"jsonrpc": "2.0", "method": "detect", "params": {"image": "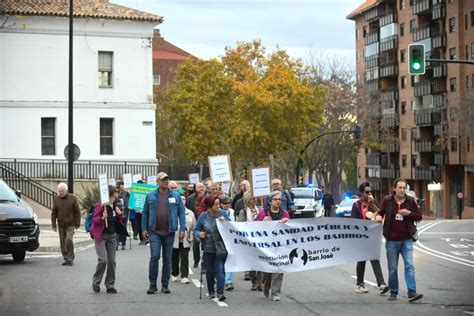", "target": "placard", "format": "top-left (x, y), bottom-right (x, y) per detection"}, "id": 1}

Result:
top-left (128, 183), bottom-right (158, 211)
top-left (123, 173), bottom-right (132, 189)
top-left (108, 178), bottom-right (116, 186)
top-left (250, 167), bottom-right (271, 197)
top-left (208, 155), bottom-right (232, 183)
top-left (222, 182), bottom-right (231, 195)
top-left (147, 175), bottom-right (157, 186)
top-left (98, 173), bottom-right (109, 204)
top-left (188, 173), bottom-right (200, 184)
top-left (132, 174), bottom-right (142, 183)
